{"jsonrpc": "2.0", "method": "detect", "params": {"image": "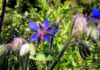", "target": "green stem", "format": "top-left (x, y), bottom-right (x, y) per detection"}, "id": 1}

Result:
top-left (46, 37), bottom-right (54, 70)
top-left (48, 37), bottom-right (54, 52)
top-left (23, 54), bottom-right (29, 70)
top-left (20, 57), bottom-right (24, 70)
top-left (0, 0), bottom-right (6, 33)
top-left (50, 37), bottom-right (54, 52)
top-left (49, 32), bottom-right (76, 70)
